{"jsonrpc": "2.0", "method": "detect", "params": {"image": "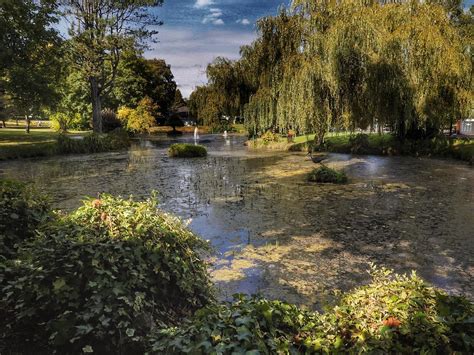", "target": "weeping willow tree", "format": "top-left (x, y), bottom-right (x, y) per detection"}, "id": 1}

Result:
top-left (188, 85), bottom-right (224, 126)
top-left (242, 9), bottom-right (305, 136)
top-left (192, 0), bottom-right (472, 141)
